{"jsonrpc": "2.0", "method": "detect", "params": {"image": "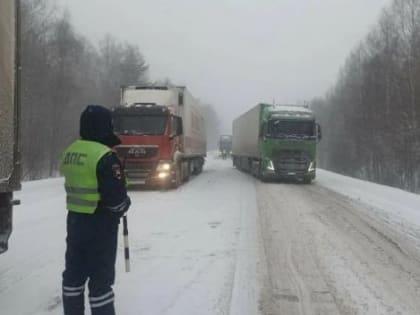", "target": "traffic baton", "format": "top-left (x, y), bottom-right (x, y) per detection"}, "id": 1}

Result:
top-left (122, 215), bottom-right (130, 272)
